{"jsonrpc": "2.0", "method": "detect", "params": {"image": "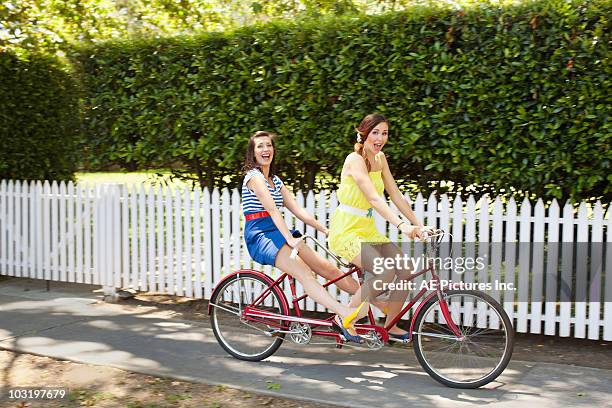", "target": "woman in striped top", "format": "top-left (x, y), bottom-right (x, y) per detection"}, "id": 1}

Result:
top-left (242, 131), bottom-right (368, 343)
